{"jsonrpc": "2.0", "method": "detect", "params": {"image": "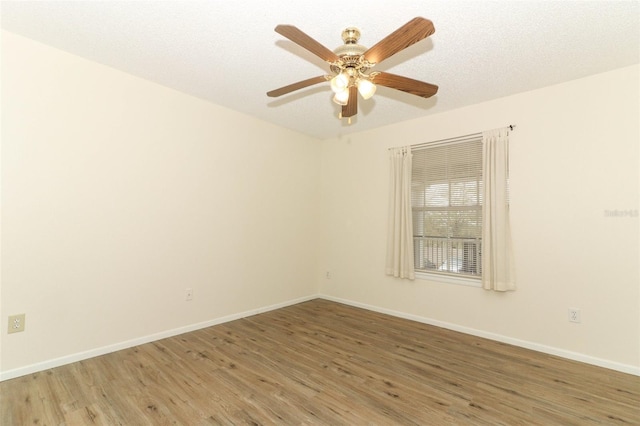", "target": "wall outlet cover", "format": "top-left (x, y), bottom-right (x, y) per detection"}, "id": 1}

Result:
top-left (568, 308), bottom-right (581, 323)
top-left (8, 314), bottom-right (26, 333)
